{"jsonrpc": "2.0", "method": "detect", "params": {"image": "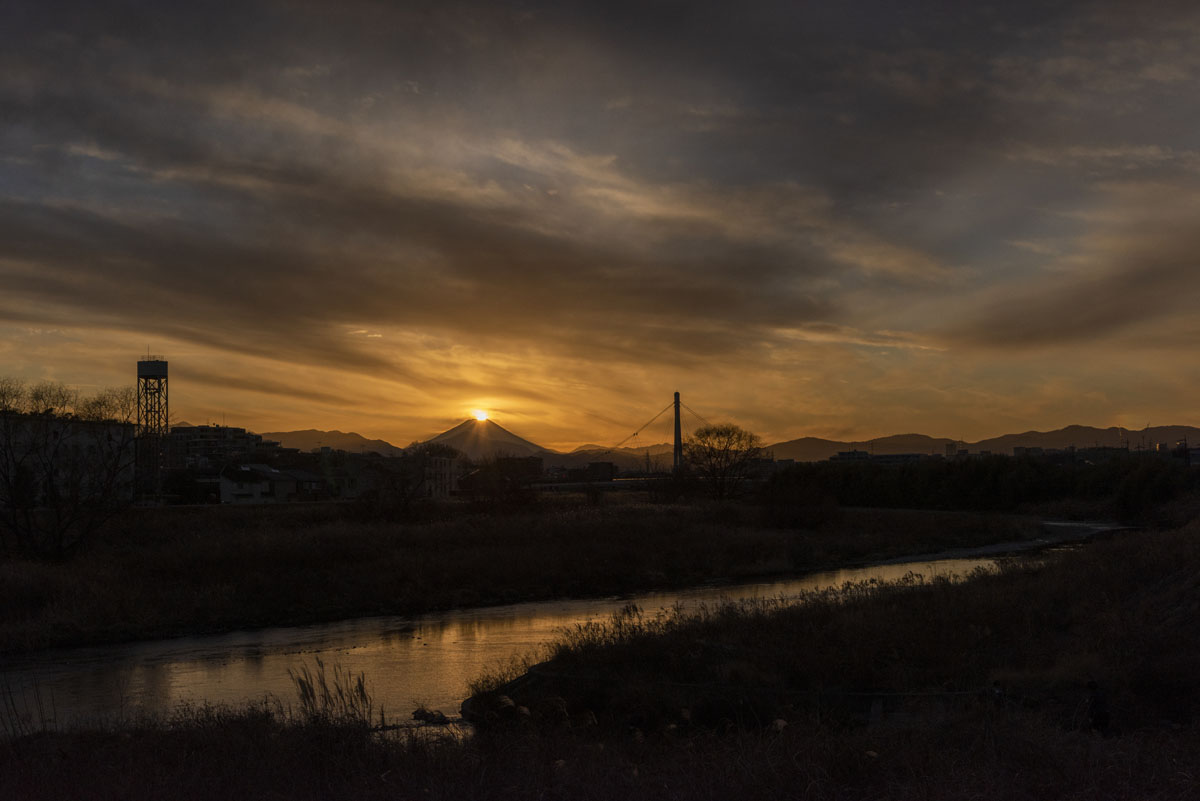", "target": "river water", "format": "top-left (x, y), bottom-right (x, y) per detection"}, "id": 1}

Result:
top-left (1, 554), bottom-right (1022, 732)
